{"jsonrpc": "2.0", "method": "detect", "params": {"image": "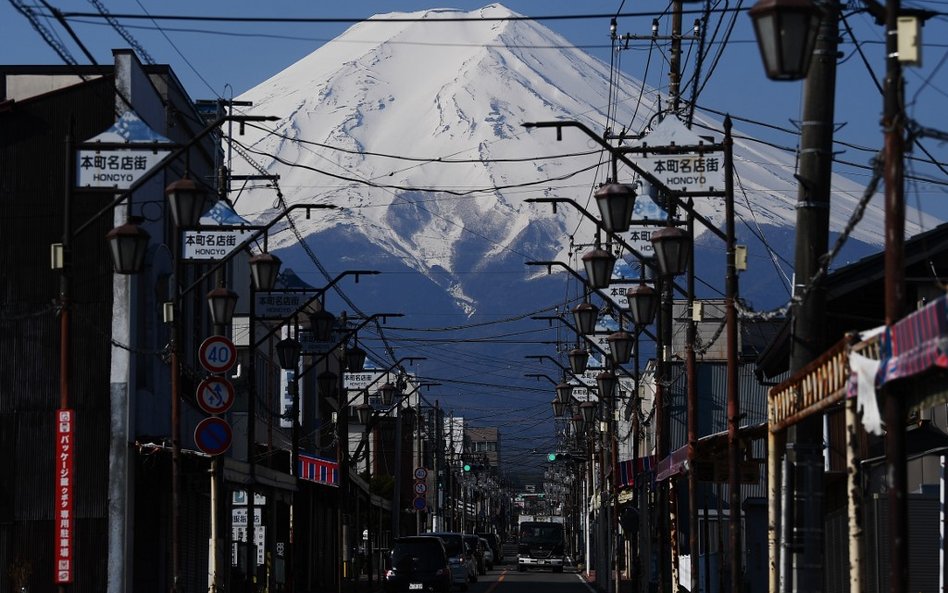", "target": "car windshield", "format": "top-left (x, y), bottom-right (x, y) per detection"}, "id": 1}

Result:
top-left (520, 523), bottom-right (563, 544)
top-left (429, 534), bottom-right (462, 557)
